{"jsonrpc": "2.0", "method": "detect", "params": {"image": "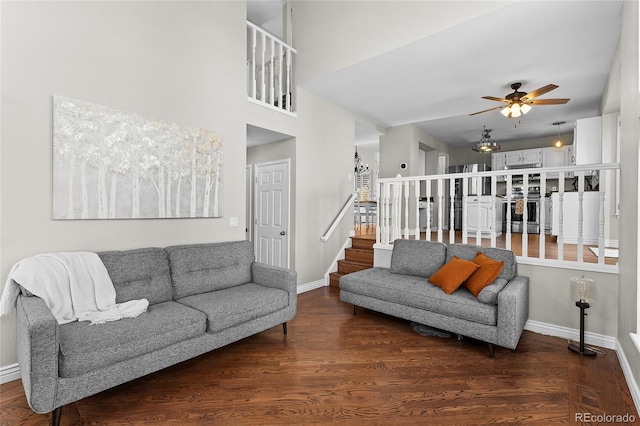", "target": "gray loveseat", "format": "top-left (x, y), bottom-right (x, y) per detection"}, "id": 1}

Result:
top-left (14, 240), bottom-right (297, 425)
top-left (339, 239), bottom-right (528, 356)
